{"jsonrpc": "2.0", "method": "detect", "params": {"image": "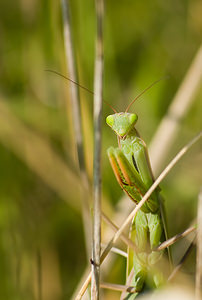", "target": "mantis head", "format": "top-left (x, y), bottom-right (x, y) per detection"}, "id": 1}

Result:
top-left (106, 113), bottom-right (138, 138)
